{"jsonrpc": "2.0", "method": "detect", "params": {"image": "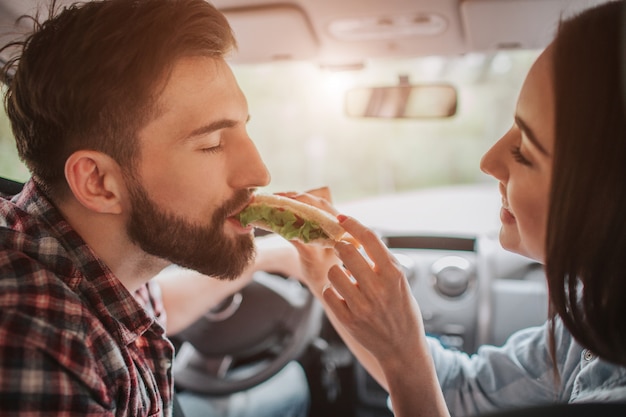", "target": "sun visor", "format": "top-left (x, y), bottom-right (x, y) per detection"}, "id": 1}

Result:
top-left (461, 0), bottom-right (608, 51)
top-left (222, 5), bottom-right (319, 64)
